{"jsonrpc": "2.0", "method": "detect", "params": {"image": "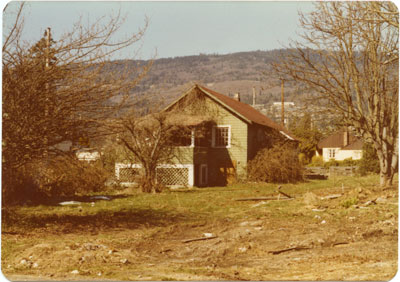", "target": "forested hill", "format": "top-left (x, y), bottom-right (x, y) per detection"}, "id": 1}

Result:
top-left (120, 49), bottom-right (313, 109)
